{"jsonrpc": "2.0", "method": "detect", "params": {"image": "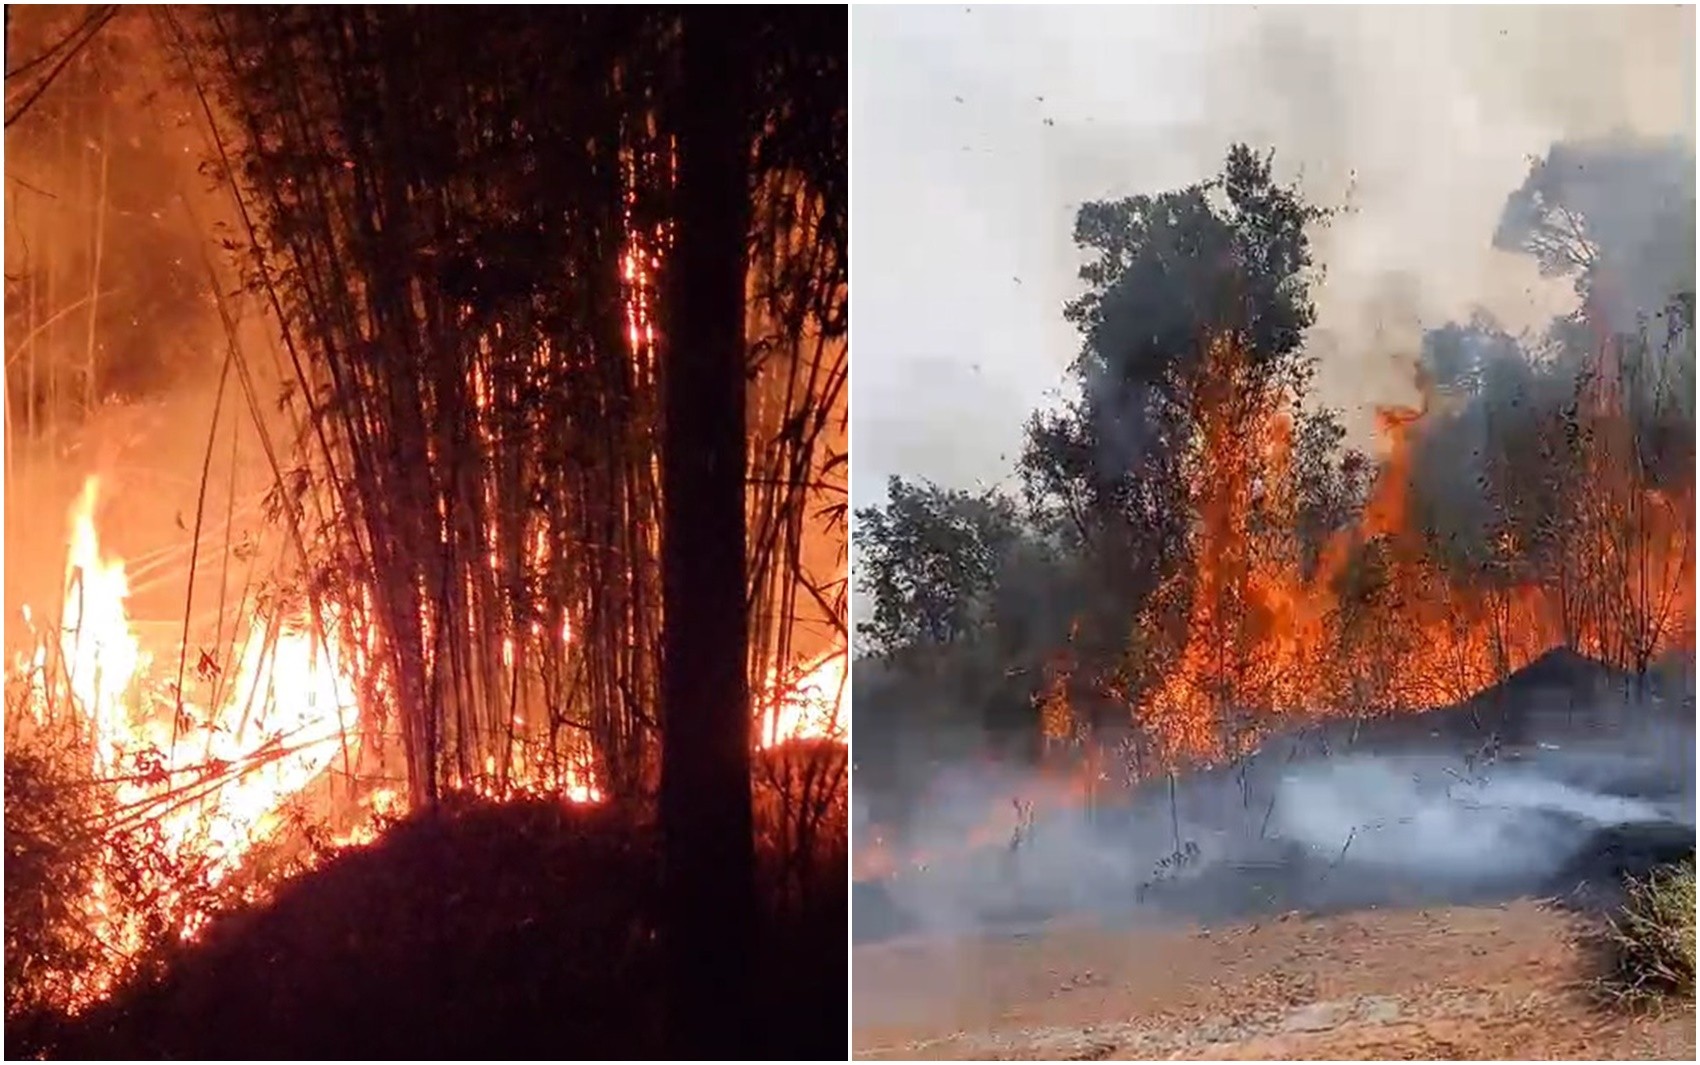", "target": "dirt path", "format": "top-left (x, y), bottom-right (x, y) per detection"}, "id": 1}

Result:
top-left (853, 900), bottom-right (1693, 1060)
